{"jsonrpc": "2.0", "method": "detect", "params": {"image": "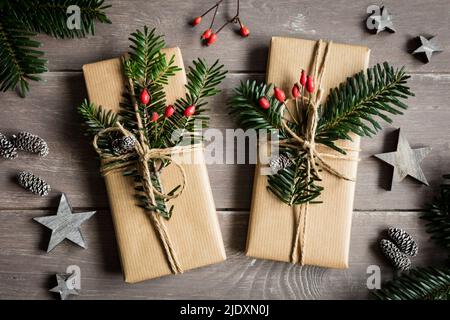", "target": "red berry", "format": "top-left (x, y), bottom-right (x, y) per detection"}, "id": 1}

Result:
top-left (274, 87), bottom-right (286, 103)
top-left (258, 97), bottom-right (270, 110)
top-left (139, 89), bottom-right (150, 105)
top-left (151, 112), bottom-right (159, 122)
top-left (240, 25), bottom-right (250, 37)
top-left (164, 105), bottom-right (175, 118)
top-left (207, 33), bottom-right (217, 46)
top-left (201, 29), bottom-right (212, 40)
top-left (184, 105), bottom-right (196, 117)
top-left (192, 16), bottom-right (202, 26)
top-left (300, 70), bottom-right (307, 87)
top-left (306, 76), bottom-right (315, 93)
top-left (292, 84), bottom-right (300, 98)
